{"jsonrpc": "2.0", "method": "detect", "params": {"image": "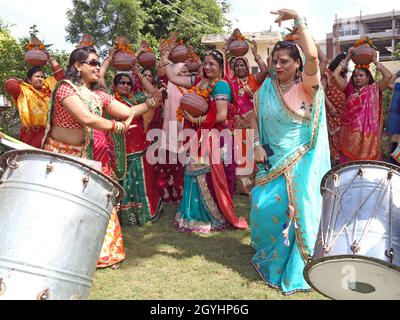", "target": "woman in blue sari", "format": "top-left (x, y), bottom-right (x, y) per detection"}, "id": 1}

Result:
top-left (249, 9), bottom-right (330, 294)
